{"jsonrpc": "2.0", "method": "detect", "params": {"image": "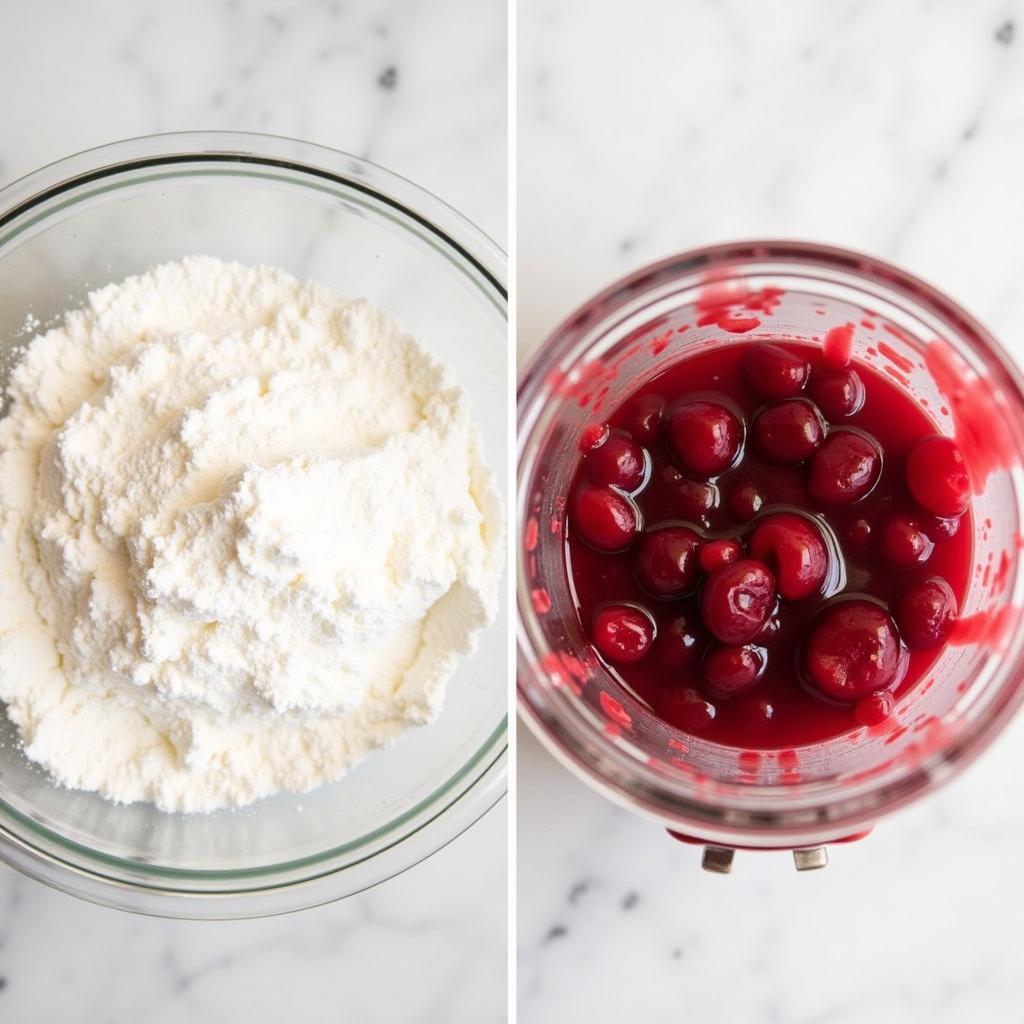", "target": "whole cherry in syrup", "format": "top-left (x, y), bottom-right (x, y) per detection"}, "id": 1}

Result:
top-left (566, 340), bottom-right (973, 749)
